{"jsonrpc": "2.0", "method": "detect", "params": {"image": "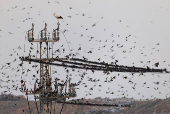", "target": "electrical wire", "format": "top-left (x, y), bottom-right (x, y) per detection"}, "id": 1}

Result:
top-left (59, 30), bottom-right (72, 58)
top-left (60, 100), bottom-right (65, 114)
top-left (26, 94), bottom-right (32, 114)
top-left (21, 58), bottom-right (167, 73)
top-left (54, 101), bottom-right (56, 114)
top-left (57, 101), bottom-right (131, 107)
top-left (35, 98), bottom-right (39, 114)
